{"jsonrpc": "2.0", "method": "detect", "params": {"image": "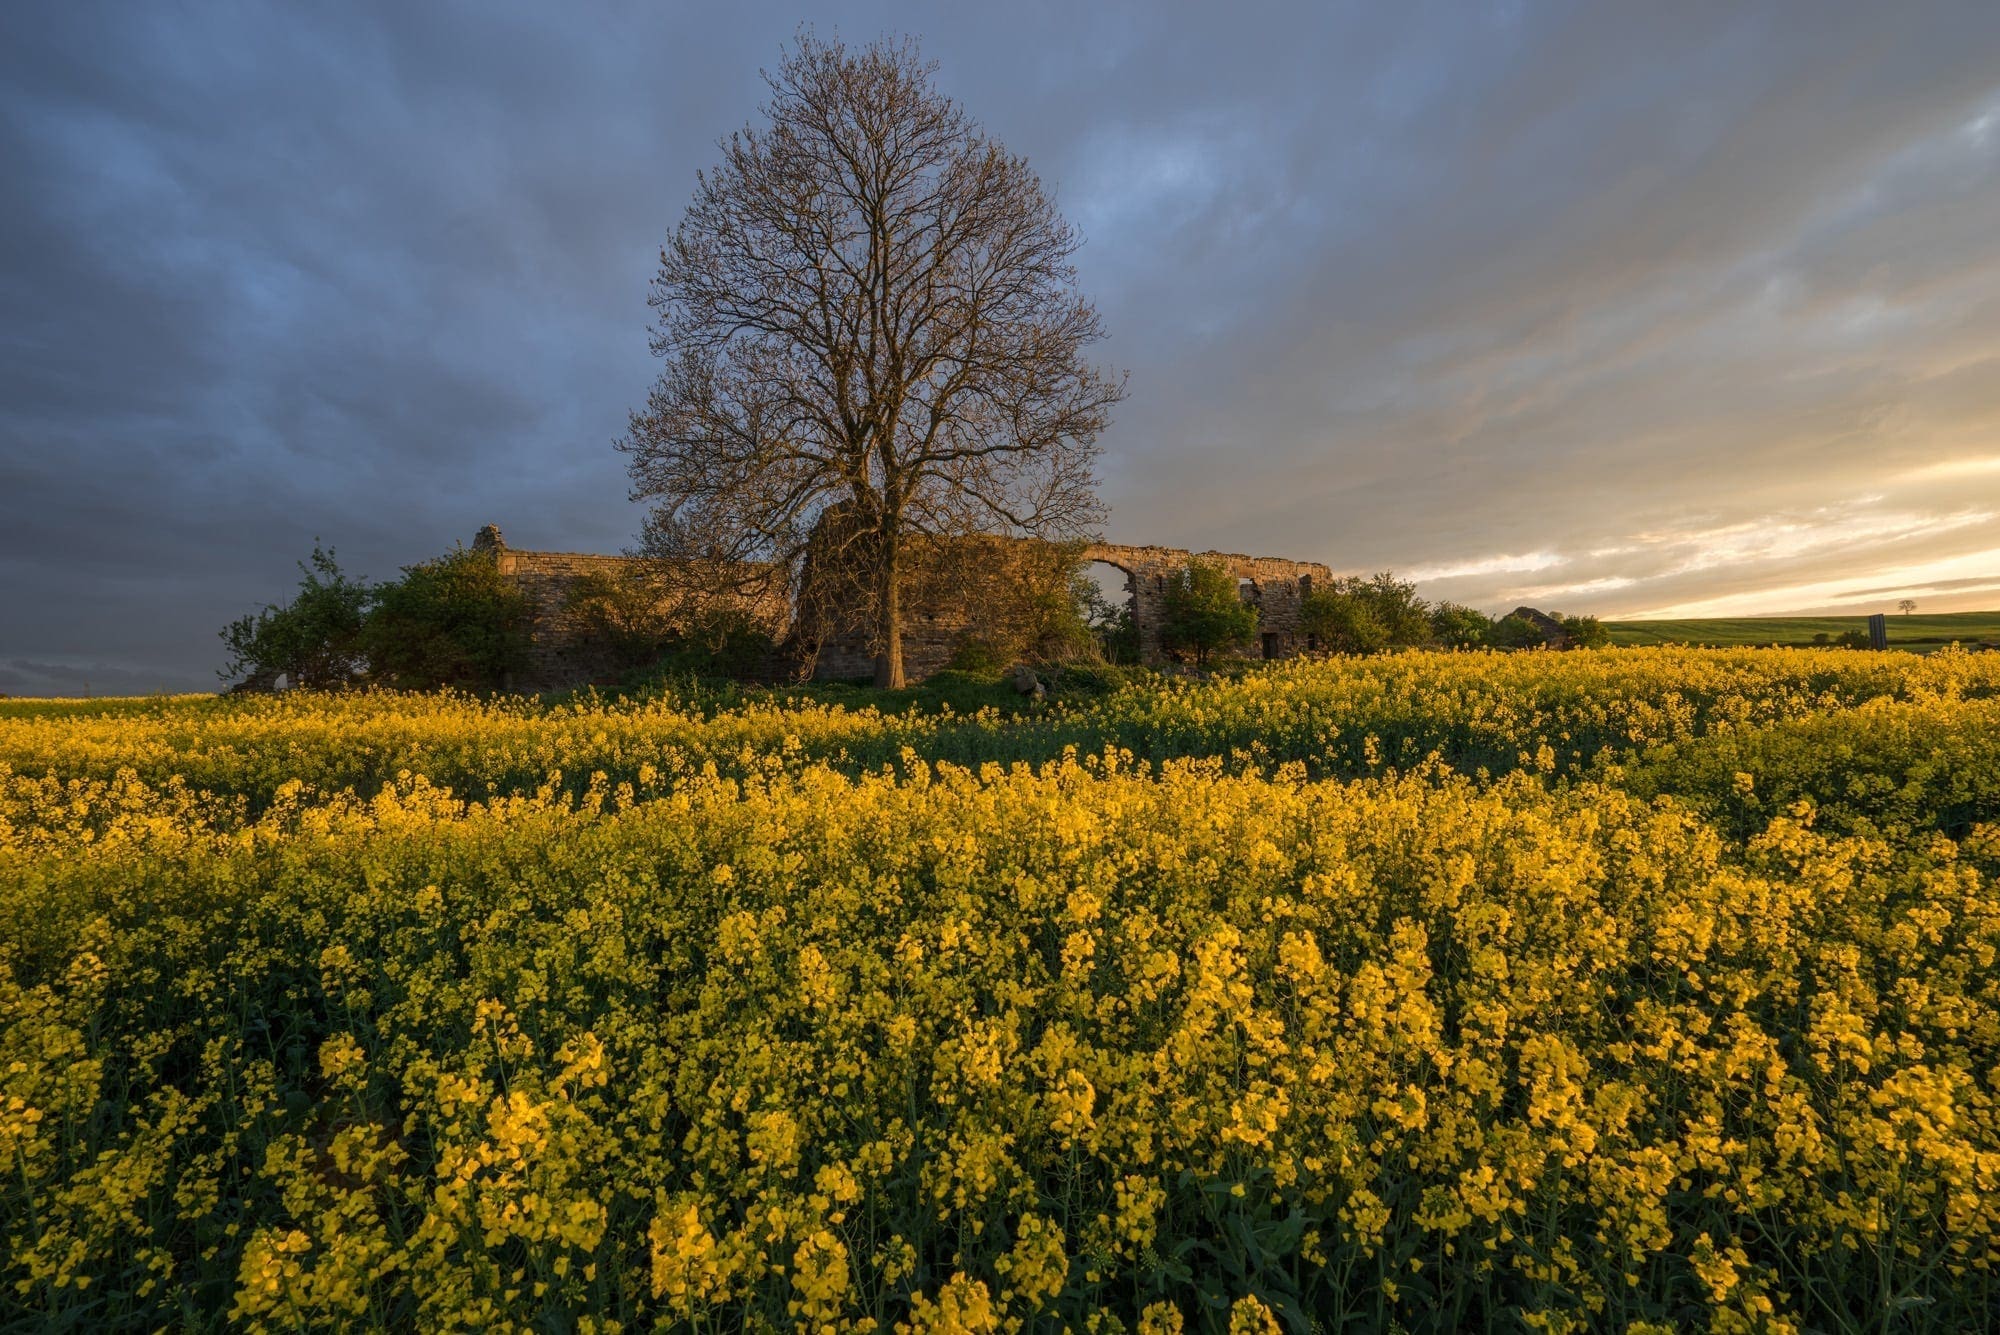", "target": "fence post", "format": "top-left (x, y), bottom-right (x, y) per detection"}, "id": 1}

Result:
top-left (1867, 613), bottom-right (1887, 651)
